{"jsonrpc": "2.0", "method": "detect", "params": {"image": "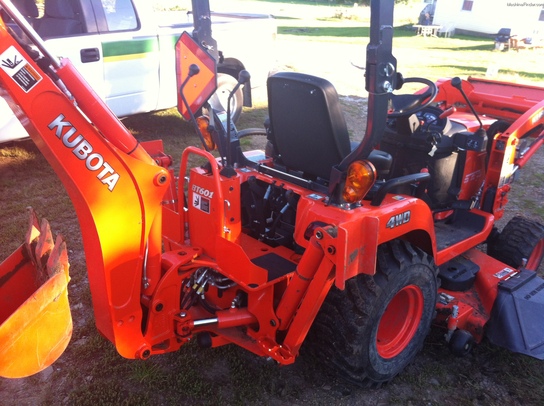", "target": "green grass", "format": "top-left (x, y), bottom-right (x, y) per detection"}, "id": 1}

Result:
top-left (279, 24), bottom-right (368, 37)
top-left (276, 17), bottom-right (544, 85)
